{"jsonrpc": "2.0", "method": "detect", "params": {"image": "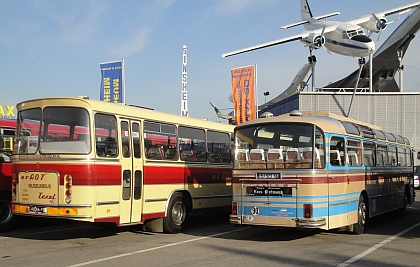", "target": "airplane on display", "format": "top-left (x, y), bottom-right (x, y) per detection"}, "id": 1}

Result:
top-left (325, 6), bottom-right (420, 92)
top-left (222, 0), bottom-right (420, 60)
top-left (209, 102), bottom-right (234, 121)
top-left (258, 63), bottom-right (312, 110)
